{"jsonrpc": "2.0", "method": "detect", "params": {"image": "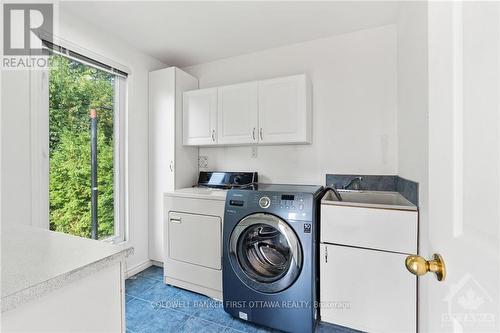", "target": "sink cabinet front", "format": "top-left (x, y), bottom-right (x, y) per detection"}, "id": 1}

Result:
top-left (320, 244), bottom-right (416, 333)
top-left (320, 199), bottom-right (418, 333)
top-left (321, 204), bottom-right (417, 254)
